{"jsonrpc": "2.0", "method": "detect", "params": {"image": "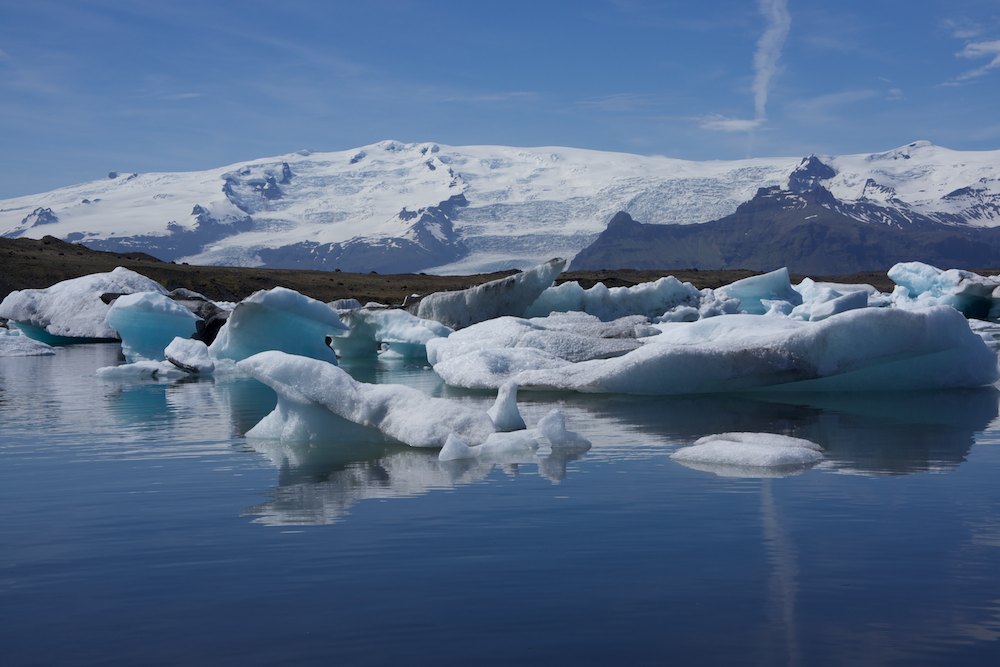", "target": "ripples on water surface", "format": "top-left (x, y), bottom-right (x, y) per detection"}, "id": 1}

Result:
top-left (3, 345), bottom-right (1000, 666)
